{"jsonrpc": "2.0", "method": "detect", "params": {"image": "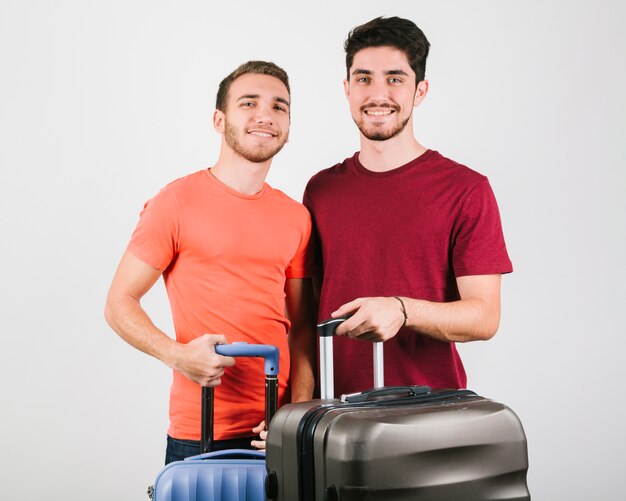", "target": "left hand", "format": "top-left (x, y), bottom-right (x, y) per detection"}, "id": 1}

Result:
top-left (331, 297), bottom-right (406, 342)
top-left (250, 420), bottom-right (267, 450)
